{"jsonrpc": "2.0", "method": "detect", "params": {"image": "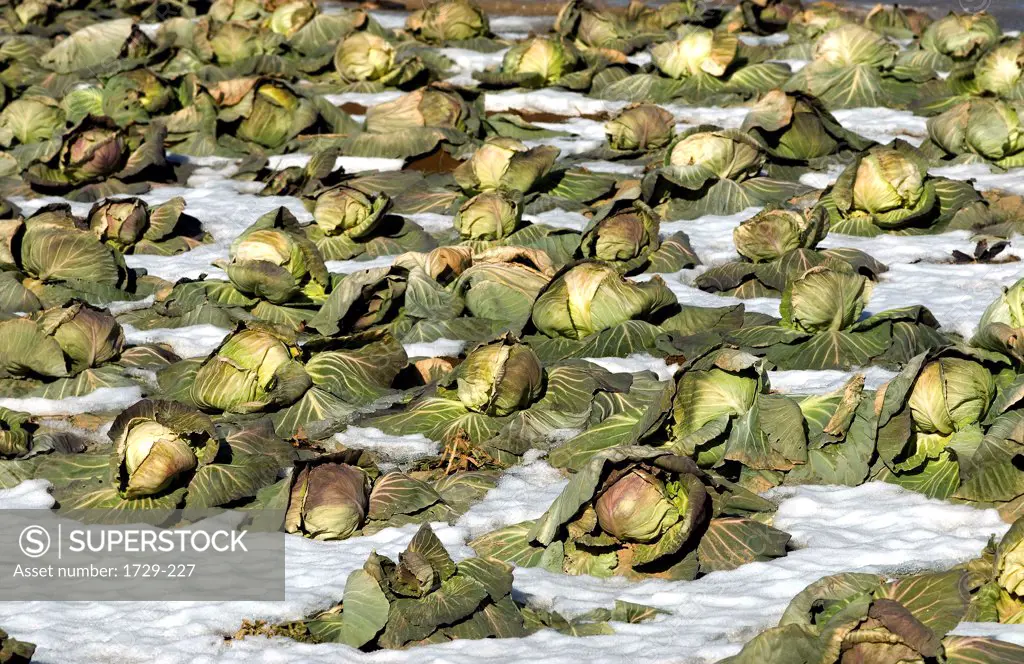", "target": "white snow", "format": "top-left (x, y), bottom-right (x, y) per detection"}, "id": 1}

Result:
top-left (534, 116), bottom-right (606, 141)
top-left (331, 427), bottom-right (440, 465)
top-left (739, 33), bottom-right (791, 47)
top-left (628, 51), bottom-right (652, 67)
top-left (403, 338), bottom-right (467, 358)
top-left (0, 480), bottom-right (53, 509)
top-left (932, 162), bottom-right (1024, 195)
top-left (820, 229), bottom-right (984, 265)
top-left (265, 154), bottom-right (405, 174)
top-left (106, 296), bottom-right (156, 316)
top-left (582, 354), bottom-right (678, 382)
top-left (832, 108), bottom-right (929, 146)
top-left (0, 480), bottom-right (1003, 663)
top-left (771, 58), bottom-right (807, 73)
top-left (819, 229), bottom-right (1024, 337)
top-left (366, 10), bottom-right (408, 31)
top-left (122, 324), bottom-right (229, 359)
top-left (799, 164), bottom-right (844, 189)
top-left (952, 623), bottom-right (1024, 646)
top-left (868, 261), bottom-right (1024, 339)
top-left (405, 212), bottom-right (457, 234)
top-left (321, 91), bottom-right (404, 109)
top-left (0, 387), bottom-right (142, 417)
top-left (523, 209), bottom-right (591, 231)
top-left (576, 160), bottom-right (645, 175)
top-left (484, 90), bottom-right (626, 117)
top-left (440, 47), bottom-right (508, 84)
top-left (489, 16), bottom-right (551, 36)
top-left (14, 179), bottom-right (311, 284)
top-left (5, 14), bottom-right (1024, 664)
top-left (664, 105), bottom-right (751, 129)
top-left (456, 450), bottom-right (567, 539)
top-left (661, 207), bottom-right (762, 265)
top-left (526, 133), bottom-right (604, 155)
top-left (769, 367), bottom-right (898, 393)
top-left (638, 269), bottom-right (782, 319)
top-left (654, 204), bottom-right (1024, 338)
